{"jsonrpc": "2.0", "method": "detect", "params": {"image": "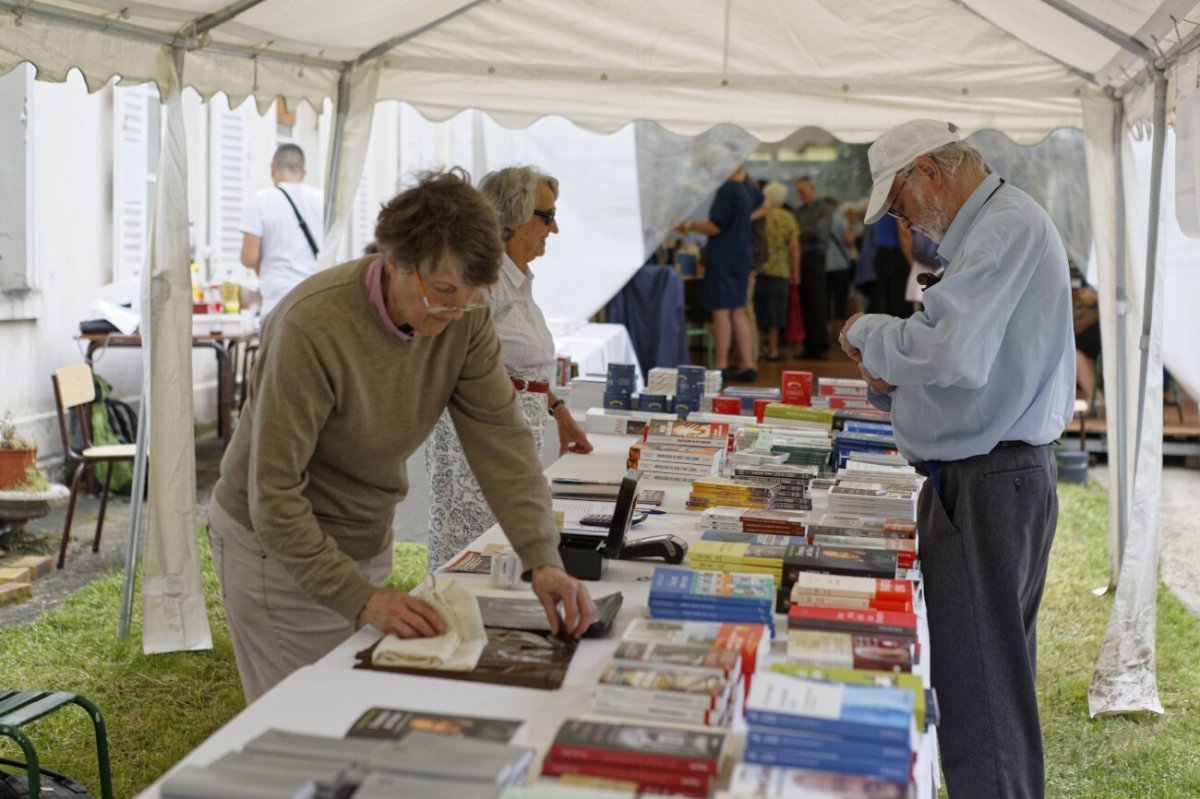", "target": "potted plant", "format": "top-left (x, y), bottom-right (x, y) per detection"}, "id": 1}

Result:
top-left (0, 411), bottom-right (38, 490)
